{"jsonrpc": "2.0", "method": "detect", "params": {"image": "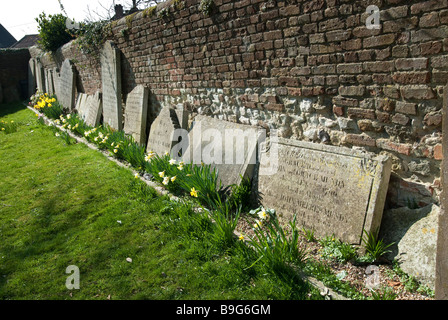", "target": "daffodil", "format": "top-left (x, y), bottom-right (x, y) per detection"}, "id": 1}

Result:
top-left (177, 164), bottom-right (184, 171)
top-left (169, 159), bottom-right (177, 165)
top-left (162, 177), bottom-right (170, 185)
top-left (159, 171), bottom-right (165, 178)
top-left (238, 234), bottom-right (245, 241)
top-left (134, 173), bottom-right (139, 179)
top-left (113, 149), bottom-right (118, 153)
top-left (190, 187), bottom-right (198, 198)
top-left (253, 219), bottom-right (263, 229)
top-left (258, 209), bottom-right (268, 220)
top-left (170, 176), bottom-right (177, 182)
